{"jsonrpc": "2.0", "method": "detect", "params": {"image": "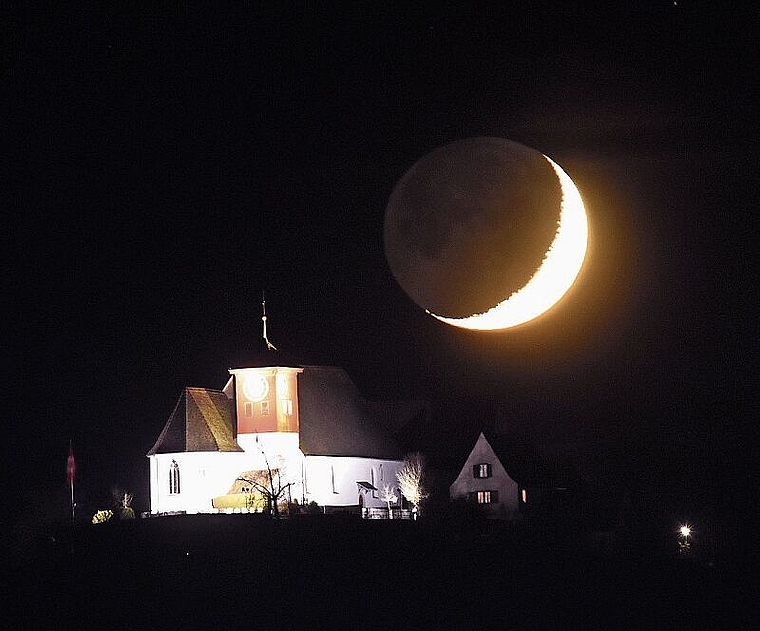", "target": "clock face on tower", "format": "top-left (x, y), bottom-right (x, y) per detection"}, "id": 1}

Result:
top-left (243, 374), bottom-right (269, 402)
